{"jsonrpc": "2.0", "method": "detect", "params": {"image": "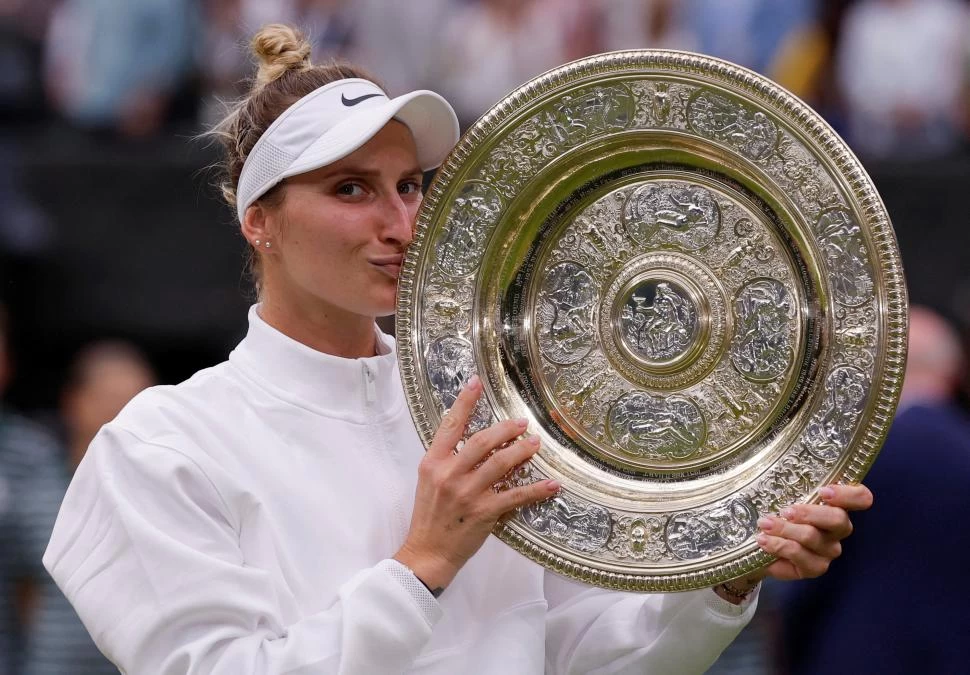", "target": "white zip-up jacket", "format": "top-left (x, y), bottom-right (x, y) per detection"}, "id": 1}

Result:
top-left (44, 307), bottom-right (756, 674)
